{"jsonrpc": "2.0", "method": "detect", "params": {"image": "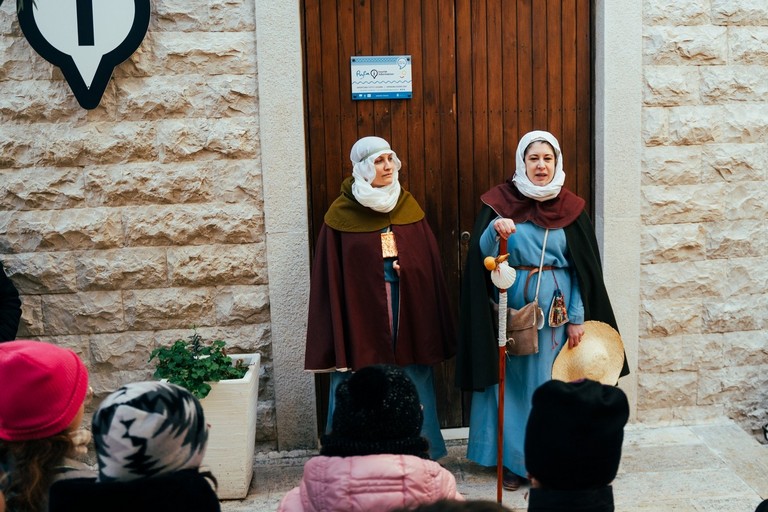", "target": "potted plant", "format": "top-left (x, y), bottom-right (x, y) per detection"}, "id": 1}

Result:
top-left (150, 329), bottom-right (261, 500)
